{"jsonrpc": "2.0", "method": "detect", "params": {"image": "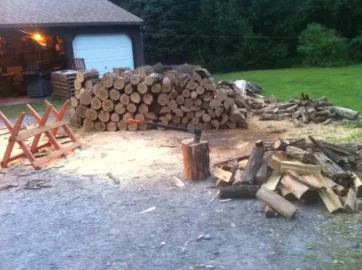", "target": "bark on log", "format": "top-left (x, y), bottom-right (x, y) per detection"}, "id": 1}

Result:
top-left (255, 153), bottom-right (272, 184)
top-left (256, 187), bottom-right (297, 219)
top-left (332, 106), bottom-right (359, 120)
top-left (219, 186), bottom-right (259, 199)
top-left (243, 140), bottom-right (265, 185)
top-left (181, 138), bottom-right (210, 181)
top-left (312, 152), bottom-right (349, 180)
